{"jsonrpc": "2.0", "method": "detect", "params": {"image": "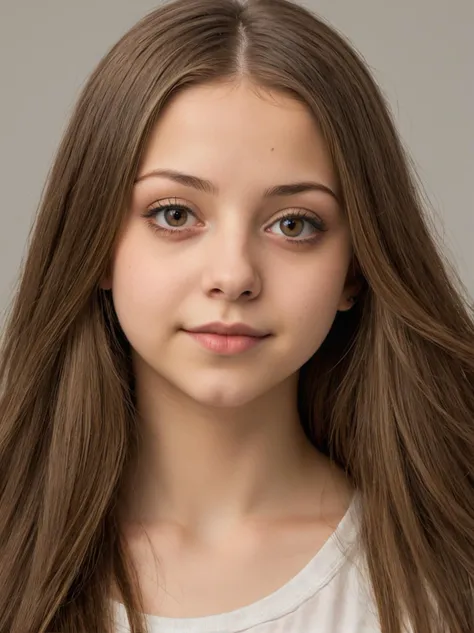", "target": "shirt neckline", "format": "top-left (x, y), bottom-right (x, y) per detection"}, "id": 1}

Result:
top-left (114, 491), bottom-right (360, 633)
